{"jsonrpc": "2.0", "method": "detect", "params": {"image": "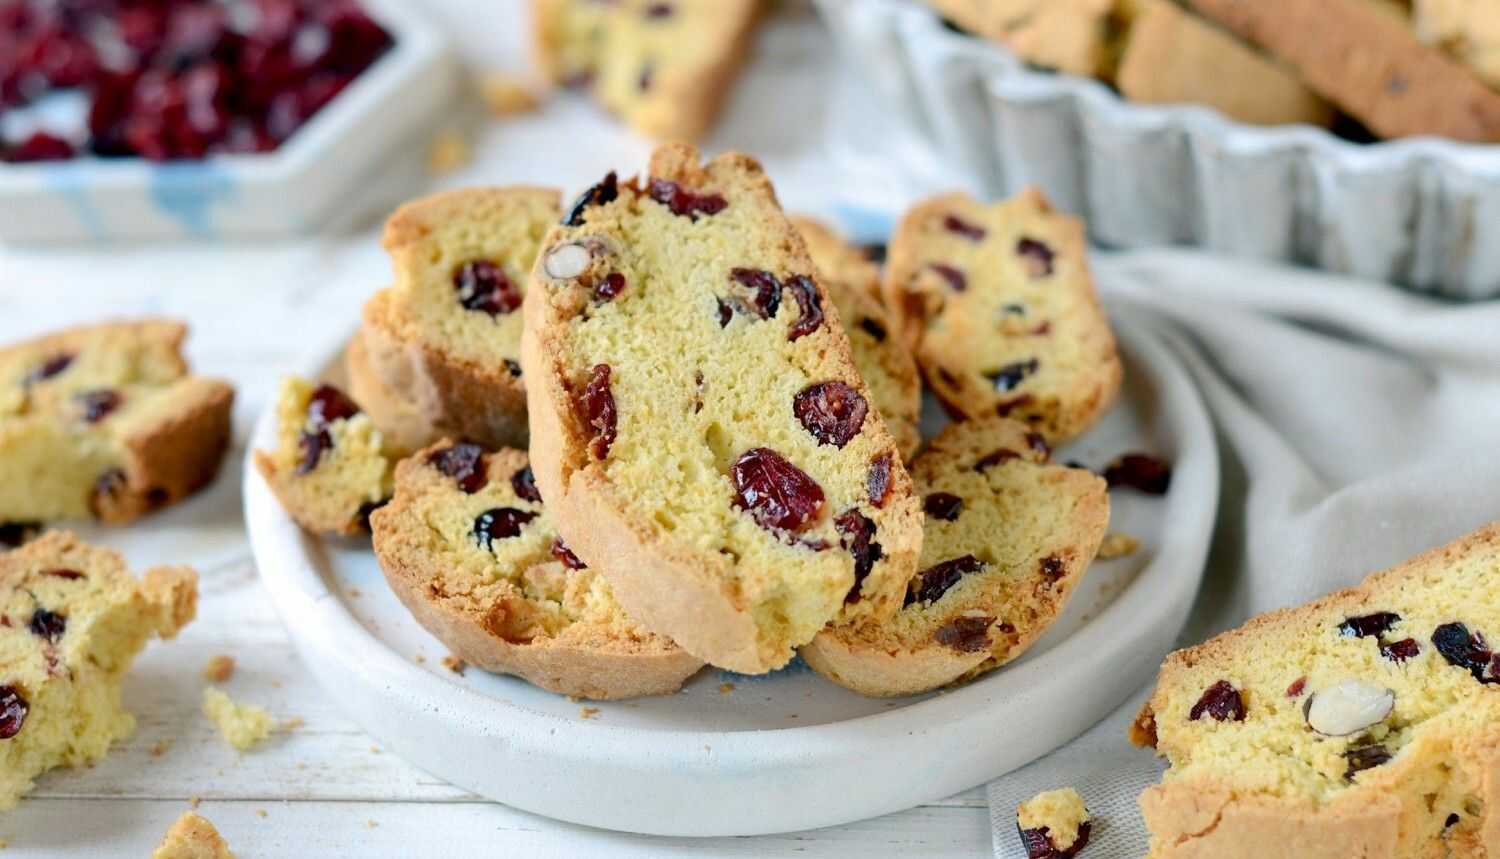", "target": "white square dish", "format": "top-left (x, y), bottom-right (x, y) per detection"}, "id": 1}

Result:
top-left (816, 0), bottom-right (1500, 300)
top-left (0, 0), bottom-right (460, 242)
